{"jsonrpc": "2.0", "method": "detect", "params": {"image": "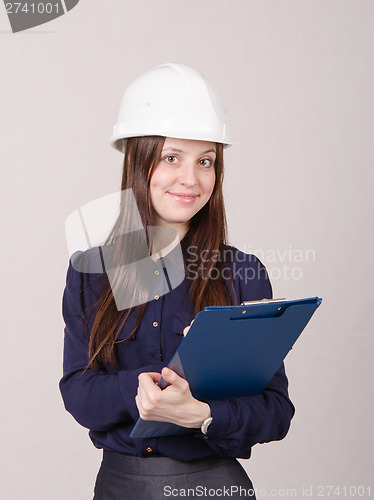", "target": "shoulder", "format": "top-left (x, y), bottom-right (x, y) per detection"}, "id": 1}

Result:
top-left (222, 244), bottom-right (273, 302)
top-left (221, 244), bottom-right (267, 269)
